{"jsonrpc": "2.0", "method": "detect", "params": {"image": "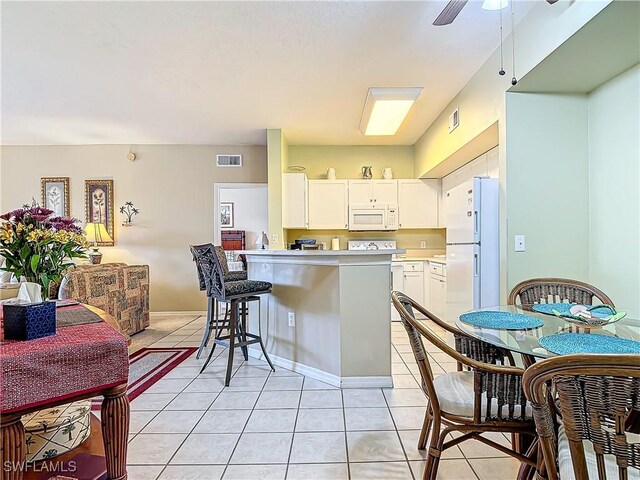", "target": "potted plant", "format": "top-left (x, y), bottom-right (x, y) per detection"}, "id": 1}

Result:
top-left (0, 205), bottom-right (88, 299)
